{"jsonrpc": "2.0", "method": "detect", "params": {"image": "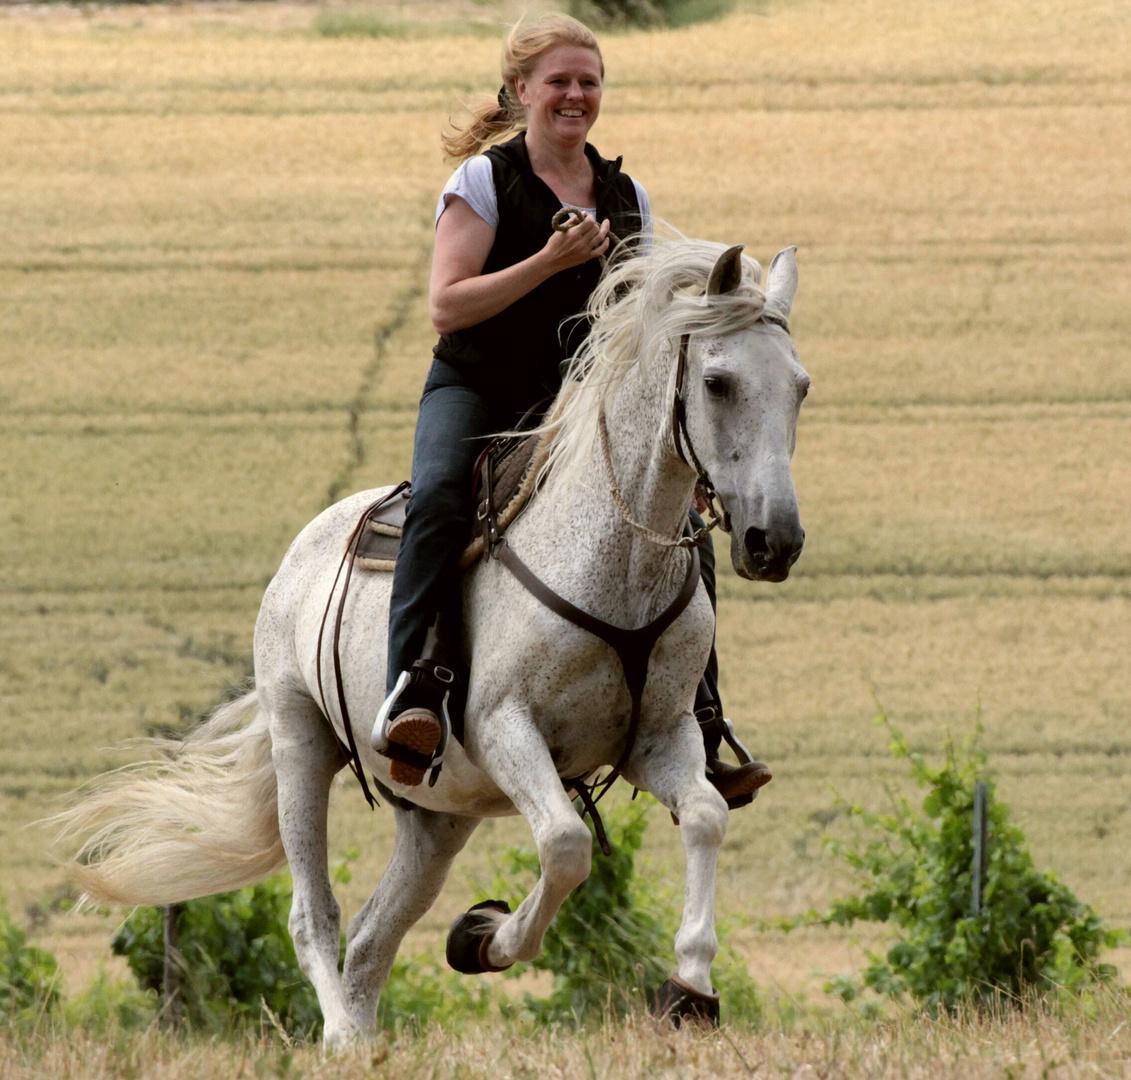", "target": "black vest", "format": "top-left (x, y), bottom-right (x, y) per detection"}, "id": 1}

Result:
top-left (433, 132), bottom-right (643, 414)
